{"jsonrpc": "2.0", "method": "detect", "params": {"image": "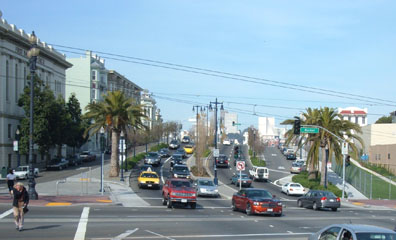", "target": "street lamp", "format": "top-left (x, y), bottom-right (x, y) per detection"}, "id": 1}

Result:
top-left (120, 130), bottom-right (125, 182)
top-left (14, 128), bottom-right (21, 167)
top-left (99, 127), bottom-right (105, 195)
top-left (26, 31), bottom-right (40, 200)
top-left (209, 98), bottom-right (223, 185)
